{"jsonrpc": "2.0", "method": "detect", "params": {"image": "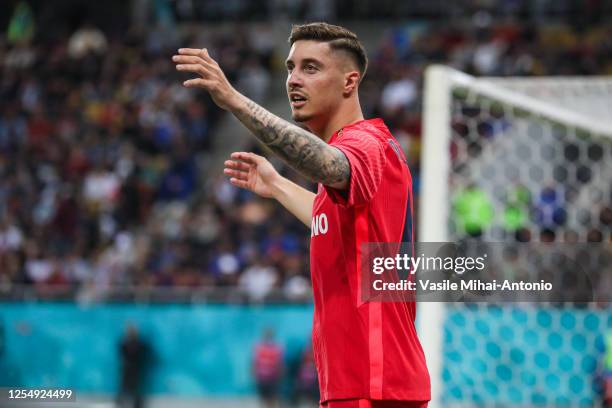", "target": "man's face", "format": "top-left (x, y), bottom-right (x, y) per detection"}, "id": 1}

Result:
top-left (285, 40), bottom-right (347, 126)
